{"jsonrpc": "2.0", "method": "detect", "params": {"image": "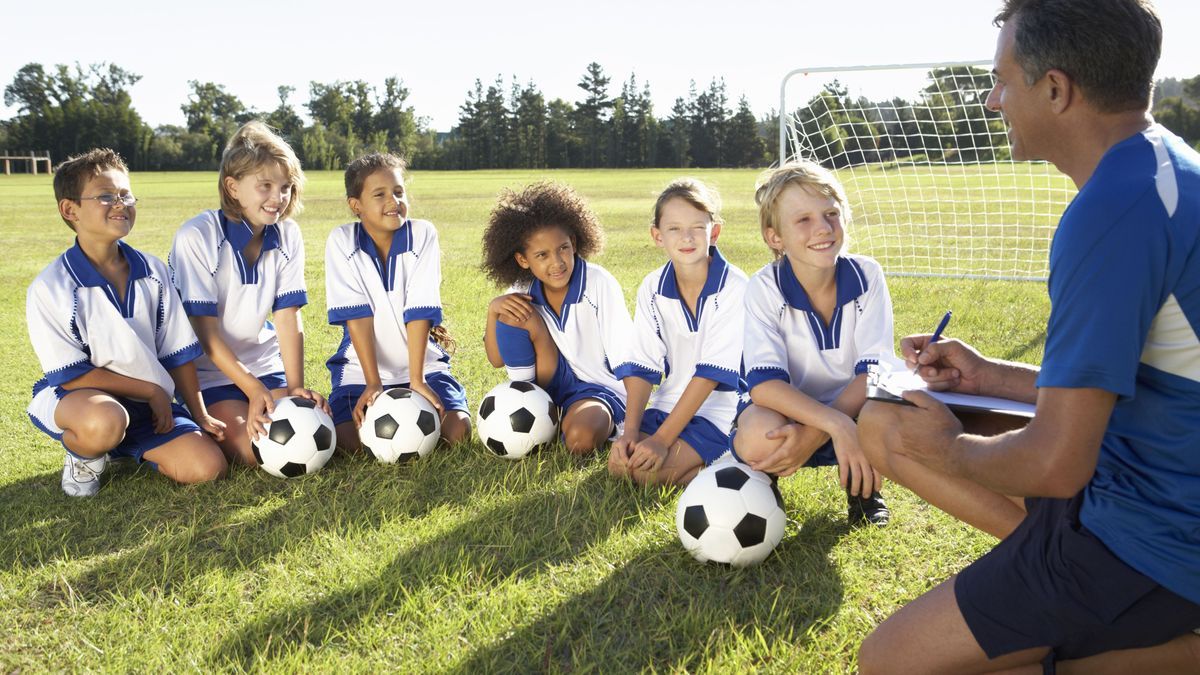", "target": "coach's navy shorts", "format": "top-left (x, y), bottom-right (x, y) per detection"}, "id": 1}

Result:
top-left (546, 353), bottom-right (625, 435)
top-left (639, 408), bottom-right (730, 465)
top-left (329, 372), bottom-right (470, 426)
top-left (955, 492), bottom-right (1200, 662)
top-left (201, 372), bottom-right (288, 407)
